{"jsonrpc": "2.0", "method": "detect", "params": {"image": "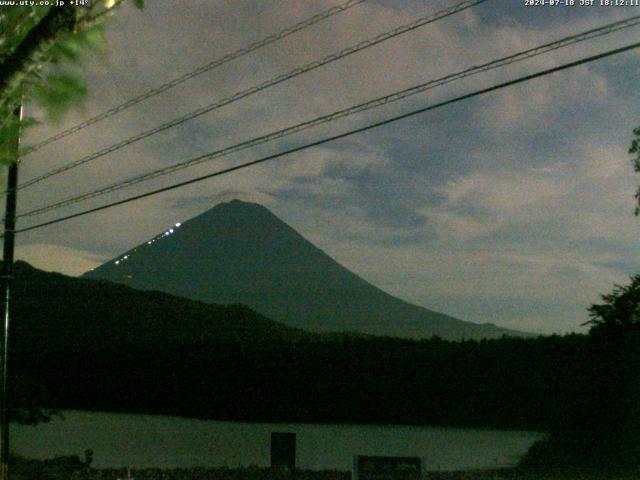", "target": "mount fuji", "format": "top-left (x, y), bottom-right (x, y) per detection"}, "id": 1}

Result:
top-left (83, 200), bottom-right (528, 340)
